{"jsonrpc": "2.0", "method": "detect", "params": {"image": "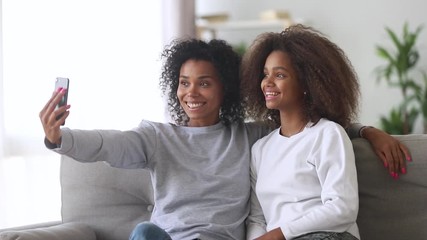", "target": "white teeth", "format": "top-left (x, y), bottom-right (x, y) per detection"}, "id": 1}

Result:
top-left (265, 91), bottom-right (279, 96)
top-left (187, 102), bottom-right (204, 108)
